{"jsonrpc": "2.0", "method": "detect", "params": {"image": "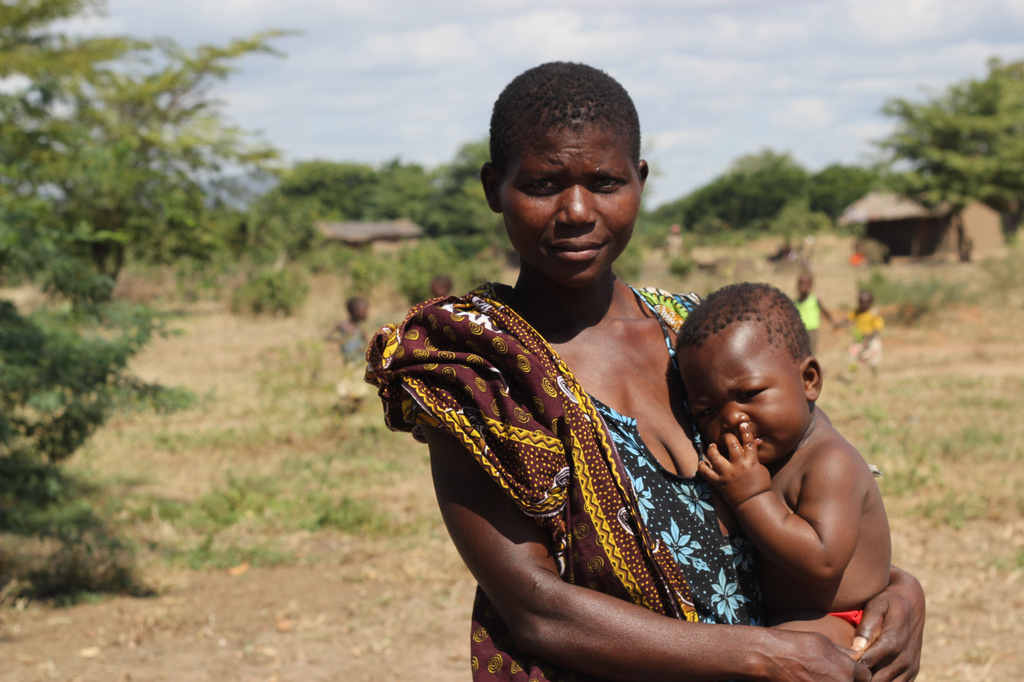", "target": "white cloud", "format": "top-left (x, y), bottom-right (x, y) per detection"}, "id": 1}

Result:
top-left (356, 23), bottom-right (479, 68)
top-left (478, 9), bottom-right (647, 63)
top-left (647, 126), bottom-right (722, 152)
top-left (845, 0), bottom-right (963, 45)
top-left (772, 98), bottom-right (834, 131)
top-left (45, 0), bottom-right (1024, 205)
